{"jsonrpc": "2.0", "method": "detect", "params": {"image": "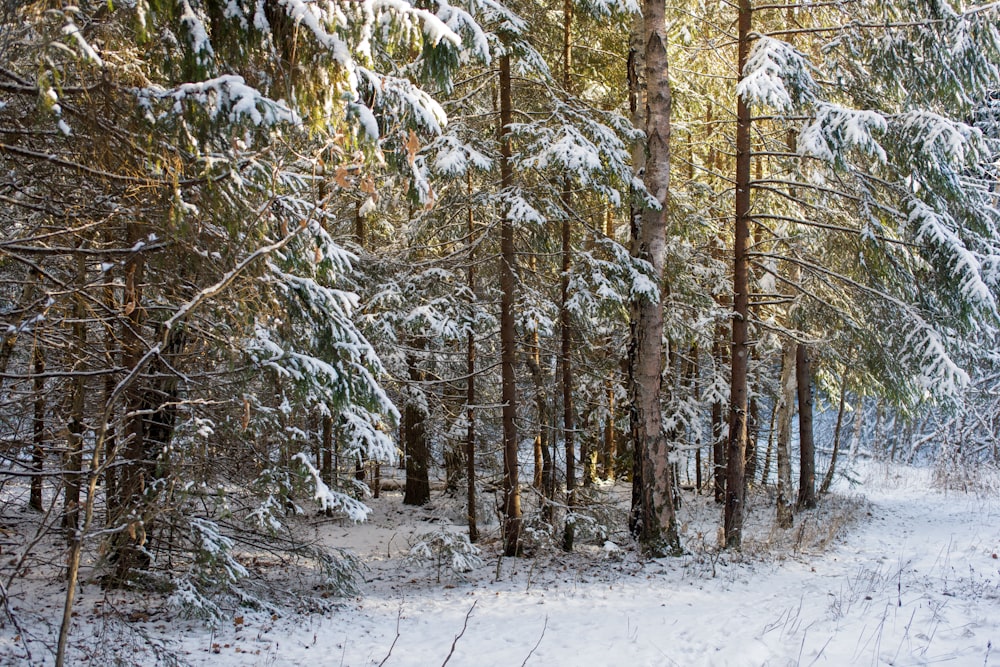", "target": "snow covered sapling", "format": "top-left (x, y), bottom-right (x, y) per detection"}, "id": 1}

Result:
top-left (406, 529), bottom-right (483, 583)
